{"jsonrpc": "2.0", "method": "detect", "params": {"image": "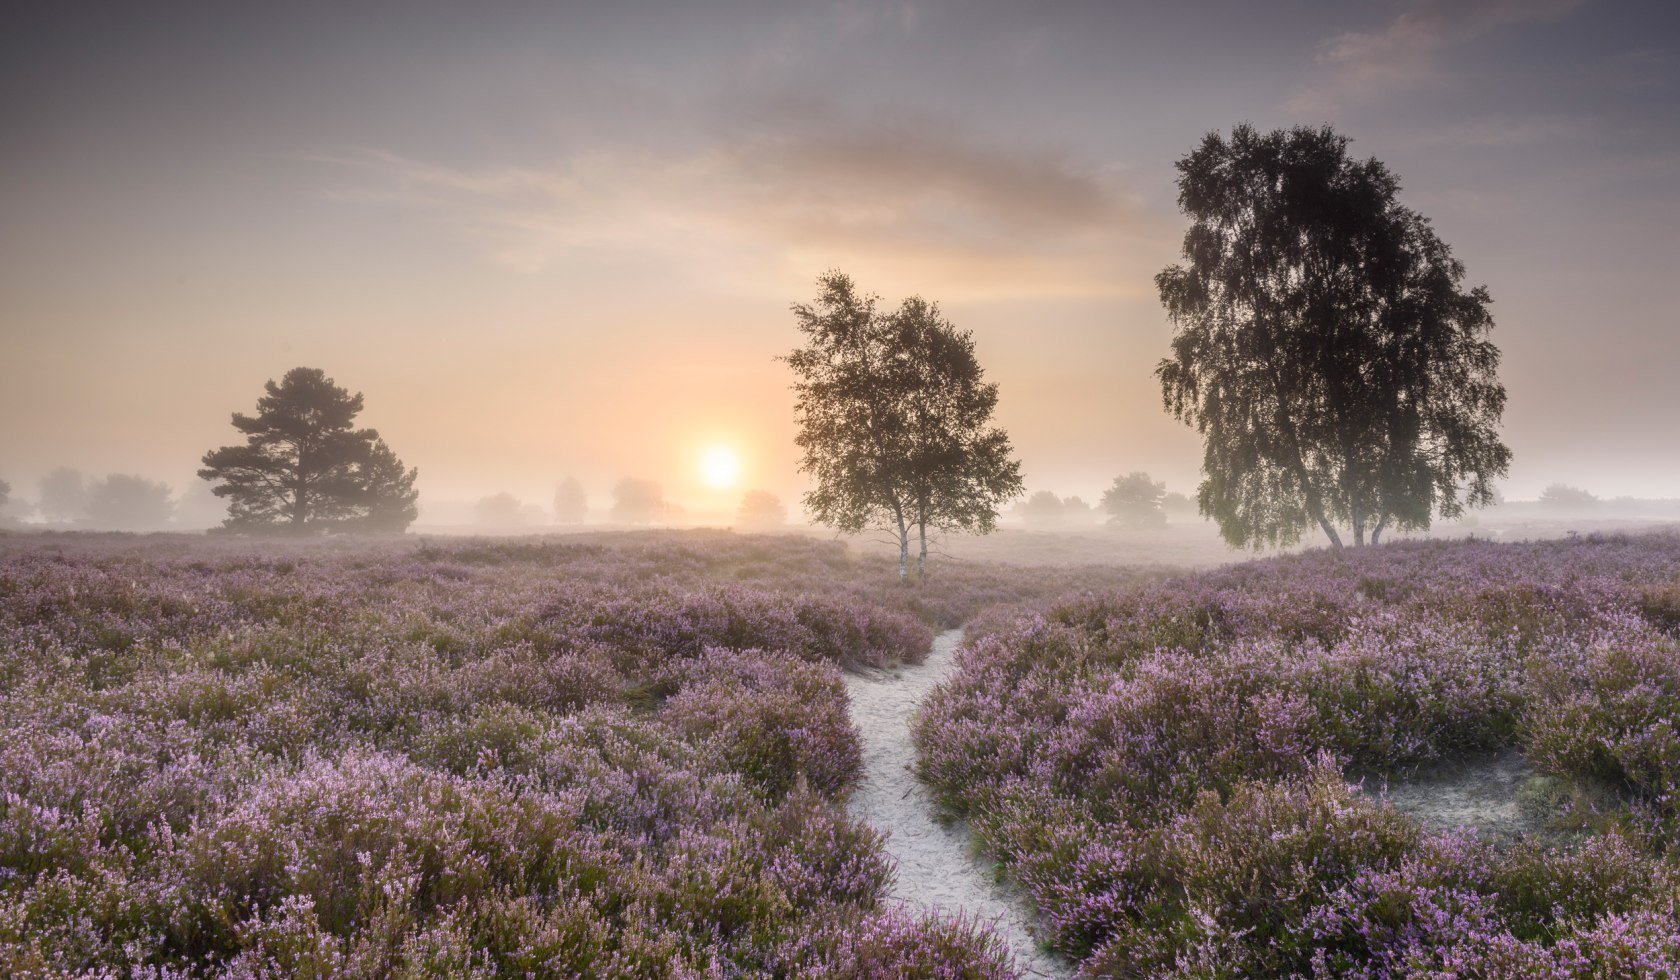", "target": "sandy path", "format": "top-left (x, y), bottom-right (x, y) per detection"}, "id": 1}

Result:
top-left (846, 629), bottom-right (1075, 979)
